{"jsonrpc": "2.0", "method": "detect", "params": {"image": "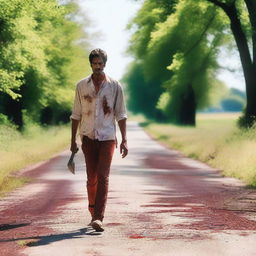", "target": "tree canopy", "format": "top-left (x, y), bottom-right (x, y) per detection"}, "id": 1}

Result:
top-left (204, 0), bottom-right (256, 127)
top-left (125, 0), bottom-right (256, 127)
top-left (0, 0), bottom-right (91, 127)
top-left (125, 0), bottom-right (229, 125)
